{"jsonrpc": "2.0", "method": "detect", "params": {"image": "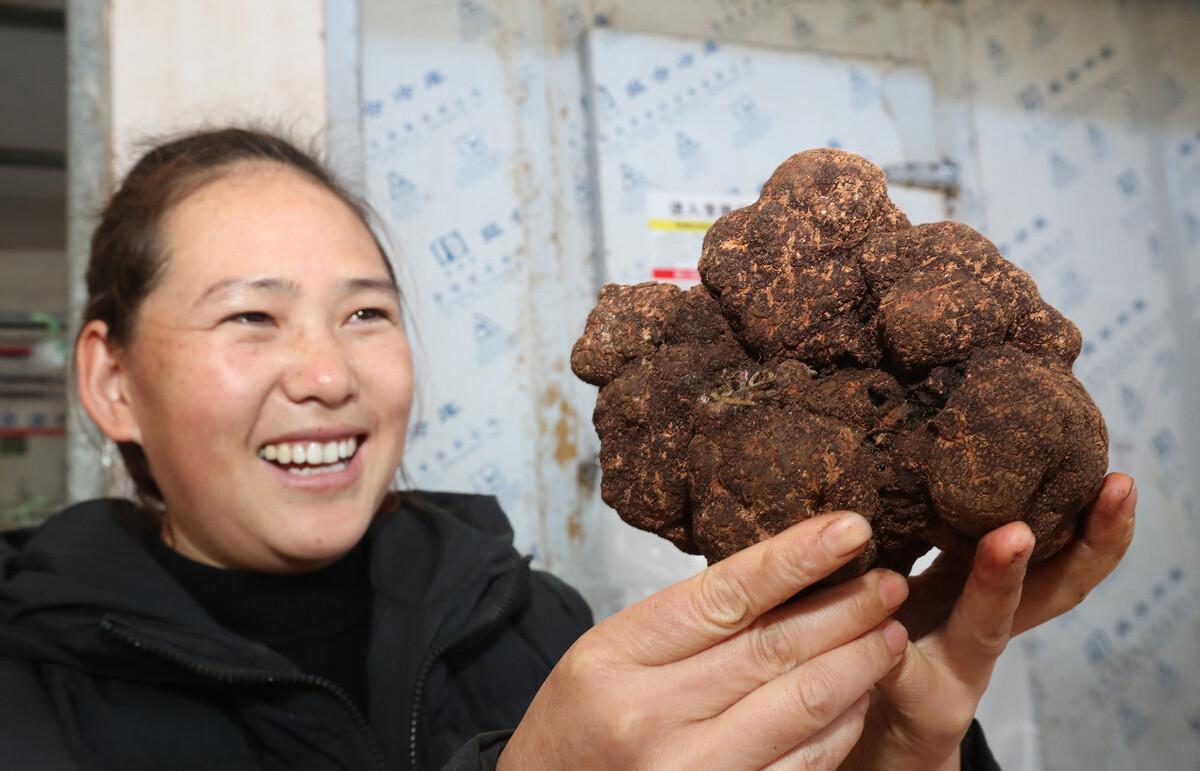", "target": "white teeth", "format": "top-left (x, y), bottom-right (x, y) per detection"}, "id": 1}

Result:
top-left (287, 462), bottom-right (348, 477)
top-left (259, 436), bottom-right (361, 467)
